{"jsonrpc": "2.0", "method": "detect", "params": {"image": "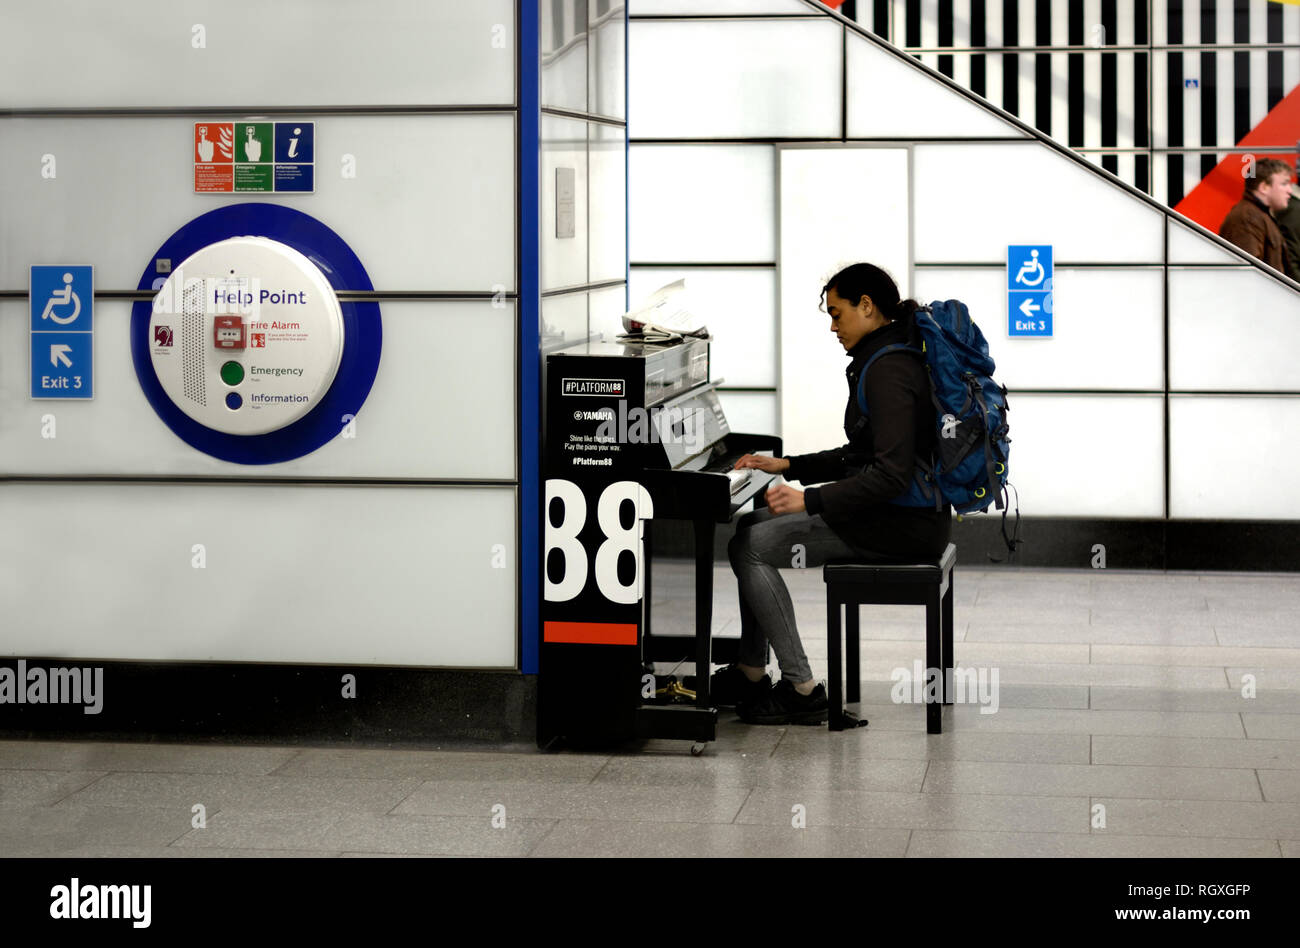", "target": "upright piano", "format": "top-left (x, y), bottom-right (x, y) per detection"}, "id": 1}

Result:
top-left (539, 335), bottom-right (782, 749)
